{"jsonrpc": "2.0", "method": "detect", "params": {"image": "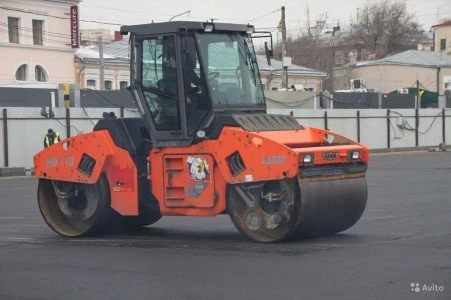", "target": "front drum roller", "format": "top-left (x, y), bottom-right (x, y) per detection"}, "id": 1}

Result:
top-left (290, 177), bottom-right (368, 238)
top-left (38, 175), bottom-right (111, 237)
top-left (227, 177), bottom-right (367, 242)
